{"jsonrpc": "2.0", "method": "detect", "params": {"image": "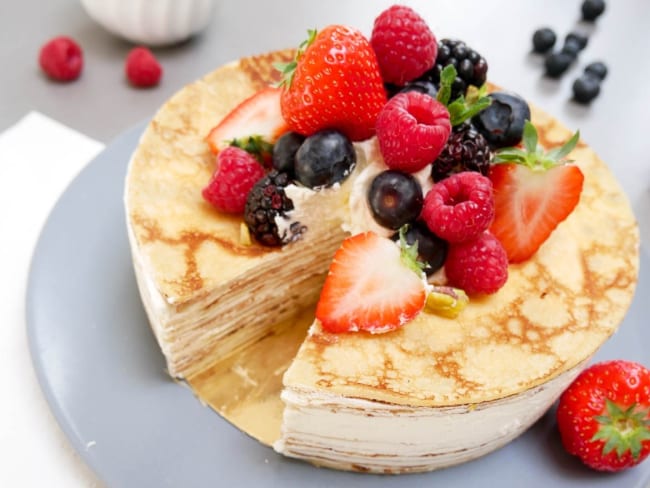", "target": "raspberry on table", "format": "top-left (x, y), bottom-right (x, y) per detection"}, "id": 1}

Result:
top-left (125, 47), bottom-right (162, 87)
top-left (421, 171), bottom-right (494, 243)
top-left (444, 231), bottom-right (508, 295)
top-left (38, 36), bottom-right (83, 82)
top-left (376, 91), bottom-right (451, 173)
top-left (202, 146), bottom-right (266, 214)
top-left (371, 5), bottom-right (437, 86)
